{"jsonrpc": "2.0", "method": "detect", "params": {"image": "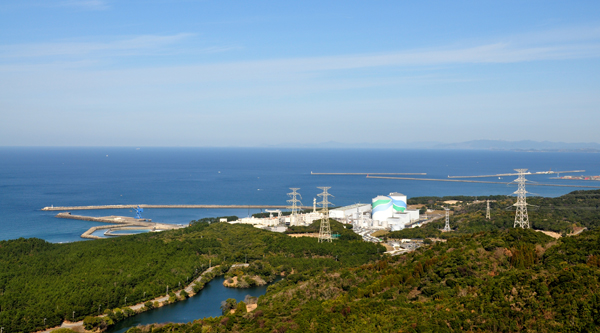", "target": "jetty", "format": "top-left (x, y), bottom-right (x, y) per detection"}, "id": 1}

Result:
top-left (55, 212), bottom-right (184, 239)
top-left (366, 176), bottom-right (600, 188)
top-left (311, 172), bottom-right (426, 175)
top-left (43, 204), bottom-right (311, 211)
